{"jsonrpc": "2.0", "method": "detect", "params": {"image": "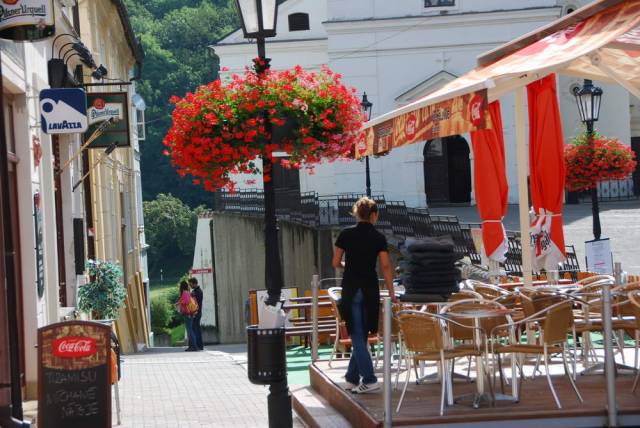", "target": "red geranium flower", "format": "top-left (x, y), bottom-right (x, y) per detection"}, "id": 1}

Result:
top-left (163, 61), bottom-right (364, 191)
top-left (564, 132), bottom-right (637, 192)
